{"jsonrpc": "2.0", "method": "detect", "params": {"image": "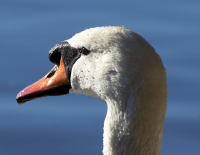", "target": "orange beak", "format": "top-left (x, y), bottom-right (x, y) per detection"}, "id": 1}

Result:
top-left (16, 56), bottom-right (69, 104)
